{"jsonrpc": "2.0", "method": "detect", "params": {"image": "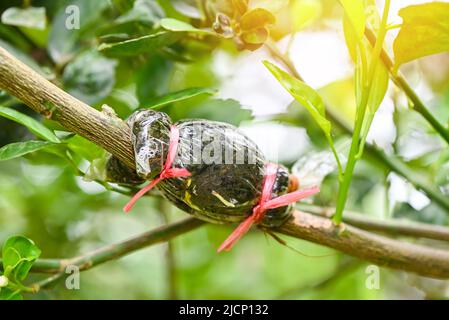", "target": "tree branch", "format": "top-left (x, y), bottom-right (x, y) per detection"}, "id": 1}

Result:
top-left (278, 210), bottom-right (449, 279)
top-left (0, 217), bottom-right (205, 275)
top-left (1, 46), bottom-right (449, 279)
